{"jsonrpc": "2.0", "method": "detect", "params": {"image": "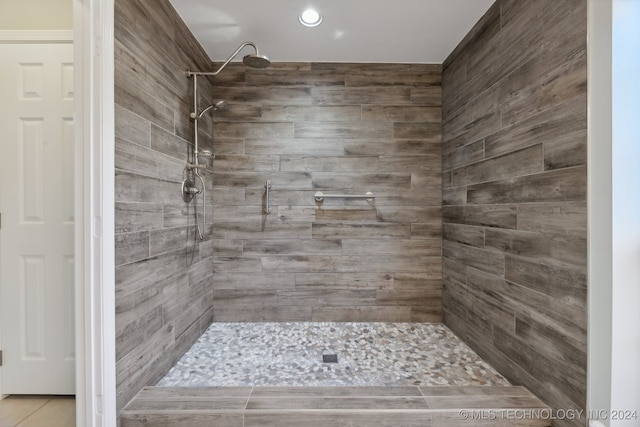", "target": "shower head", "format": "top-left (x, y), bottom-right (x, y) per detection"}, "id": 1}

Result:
top-left (213, 100), bottom-right (227, 110)
top-left (198, 149), bottom-right (214, 158)
top-left (243, 53), bottom-right (271, 69)
top-left (187, 41), bottom-right (271, 77)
